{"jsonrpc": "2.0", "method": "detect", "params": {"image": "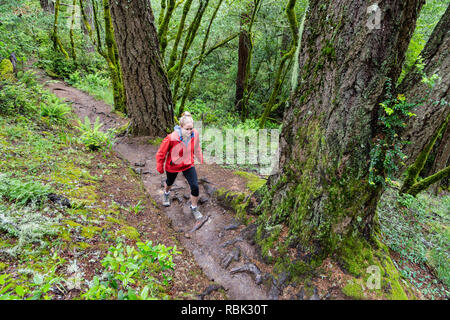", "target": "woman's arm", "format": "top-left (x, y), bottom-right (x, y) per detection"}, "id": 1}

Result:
top-left (155, 135), bottom-right (171, 173)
